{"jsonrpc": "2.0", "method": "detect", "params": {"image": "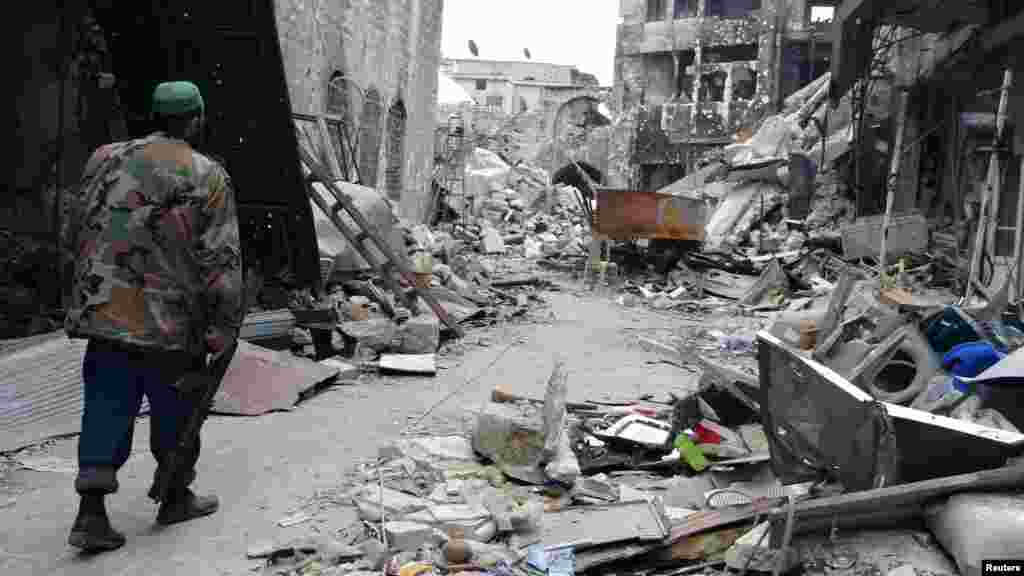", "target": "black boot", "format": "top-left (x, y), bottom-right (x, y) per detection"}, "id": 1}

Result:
top-left (68, 494), bottom-right (126, 552)
top-left (156, 487), bottom-right (219, 526)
